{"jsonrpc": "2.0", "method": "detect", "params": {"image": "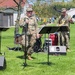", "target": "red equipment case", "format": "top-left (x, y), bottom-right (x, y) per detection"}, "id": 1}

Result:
top-left (49, 33), bottom-right (58, 46)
